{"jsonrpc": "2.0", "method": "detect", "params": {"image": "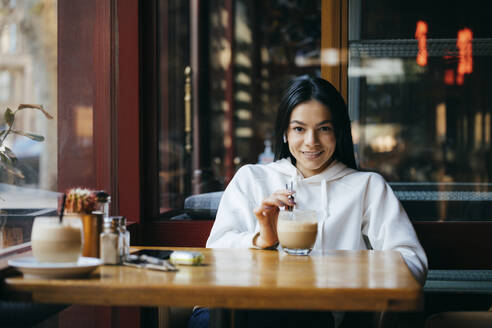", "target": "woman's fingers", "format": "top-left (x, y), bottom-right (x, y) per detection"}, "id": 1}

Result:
top-left (257, 190), bottom-right (294, 212)
top-left (253, 189), bottom-right (294, 248)
top-left (254, 189), bottom-right (295, 222)
top-left (262, 190), bottom-right (296, 209)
